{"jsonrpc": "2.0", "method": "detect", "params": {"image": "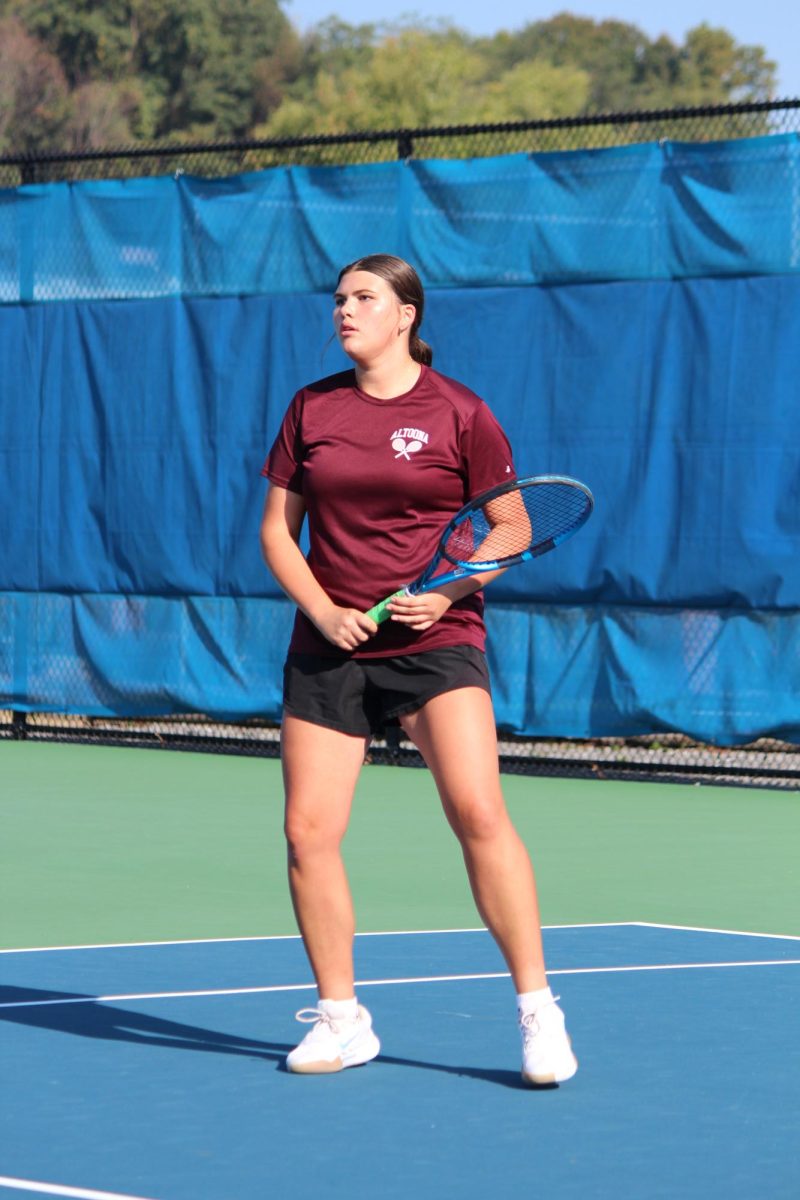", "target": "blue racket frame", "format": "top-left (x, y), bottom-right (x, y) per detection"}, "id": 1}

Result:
top-left (365, 474), bottom-right (594, 625)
